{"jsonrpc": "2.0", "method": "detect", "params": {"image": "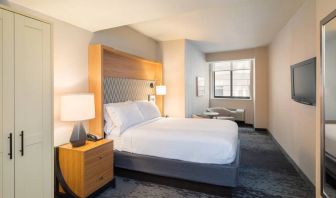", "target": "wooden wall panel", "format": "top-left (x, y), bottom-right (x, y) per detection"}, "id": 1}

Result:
top-left (154, 63), bottom-right (163, 114)
top-left (103, 51), bottom-right (158, 80)
top-left (88, 44), bottom-right (163, 137)
top-left (88, 45), bottom-right (104, 137)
